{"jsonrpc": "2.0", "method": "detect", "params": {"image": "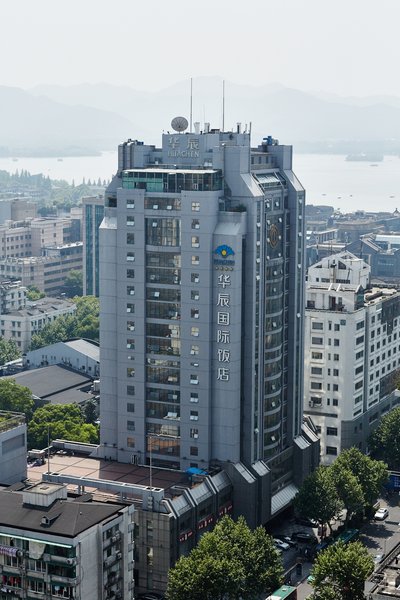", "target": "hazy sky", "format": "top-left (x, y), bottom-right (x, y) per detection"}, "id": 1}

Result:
top-left (2, 0), bottom-right (400, 96)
